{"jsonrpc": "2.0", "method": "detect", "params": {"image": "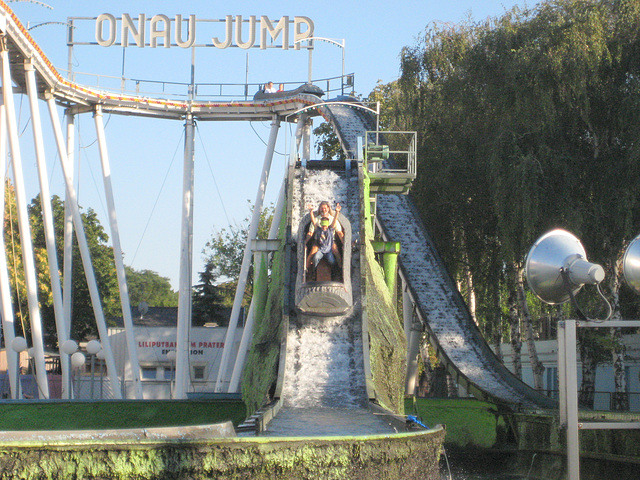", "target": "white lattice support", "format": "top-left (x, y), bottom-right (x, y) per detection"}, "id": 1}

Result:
top-left (1, 44), bottom-right (50, 399)
top-left (24, 59), bottom-right (72, 398)
top-left (93, 105), bottom-right (143, 399)
top-left (45, 95), bottom-right (122, 399)
top-left (0, 93), bottom-right (21, 399)
top-left (215, 115), bottom-right (280, 392)
top-left (175, 112), bottom-right (195, 399)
